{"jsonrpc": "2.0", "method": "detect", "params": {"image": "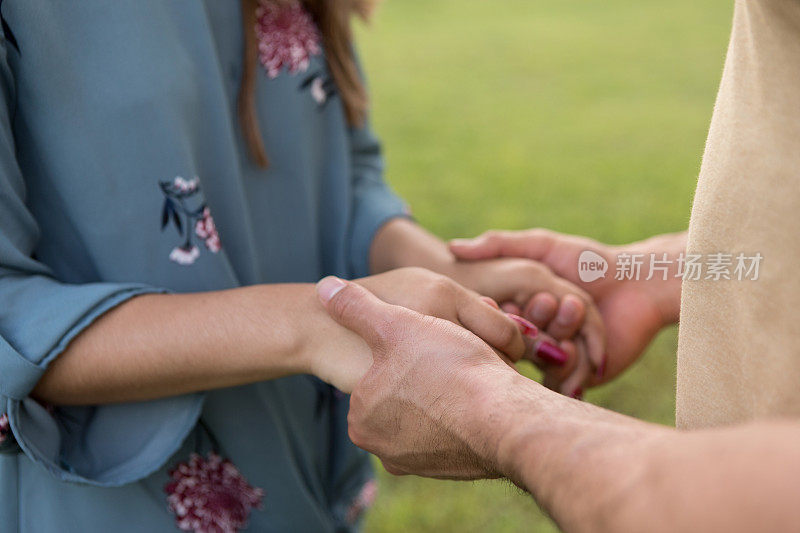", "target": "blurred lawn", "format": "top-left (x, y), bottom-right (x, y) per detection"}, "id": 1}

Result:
top-left (356, 1), bottom-right (733, 531)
